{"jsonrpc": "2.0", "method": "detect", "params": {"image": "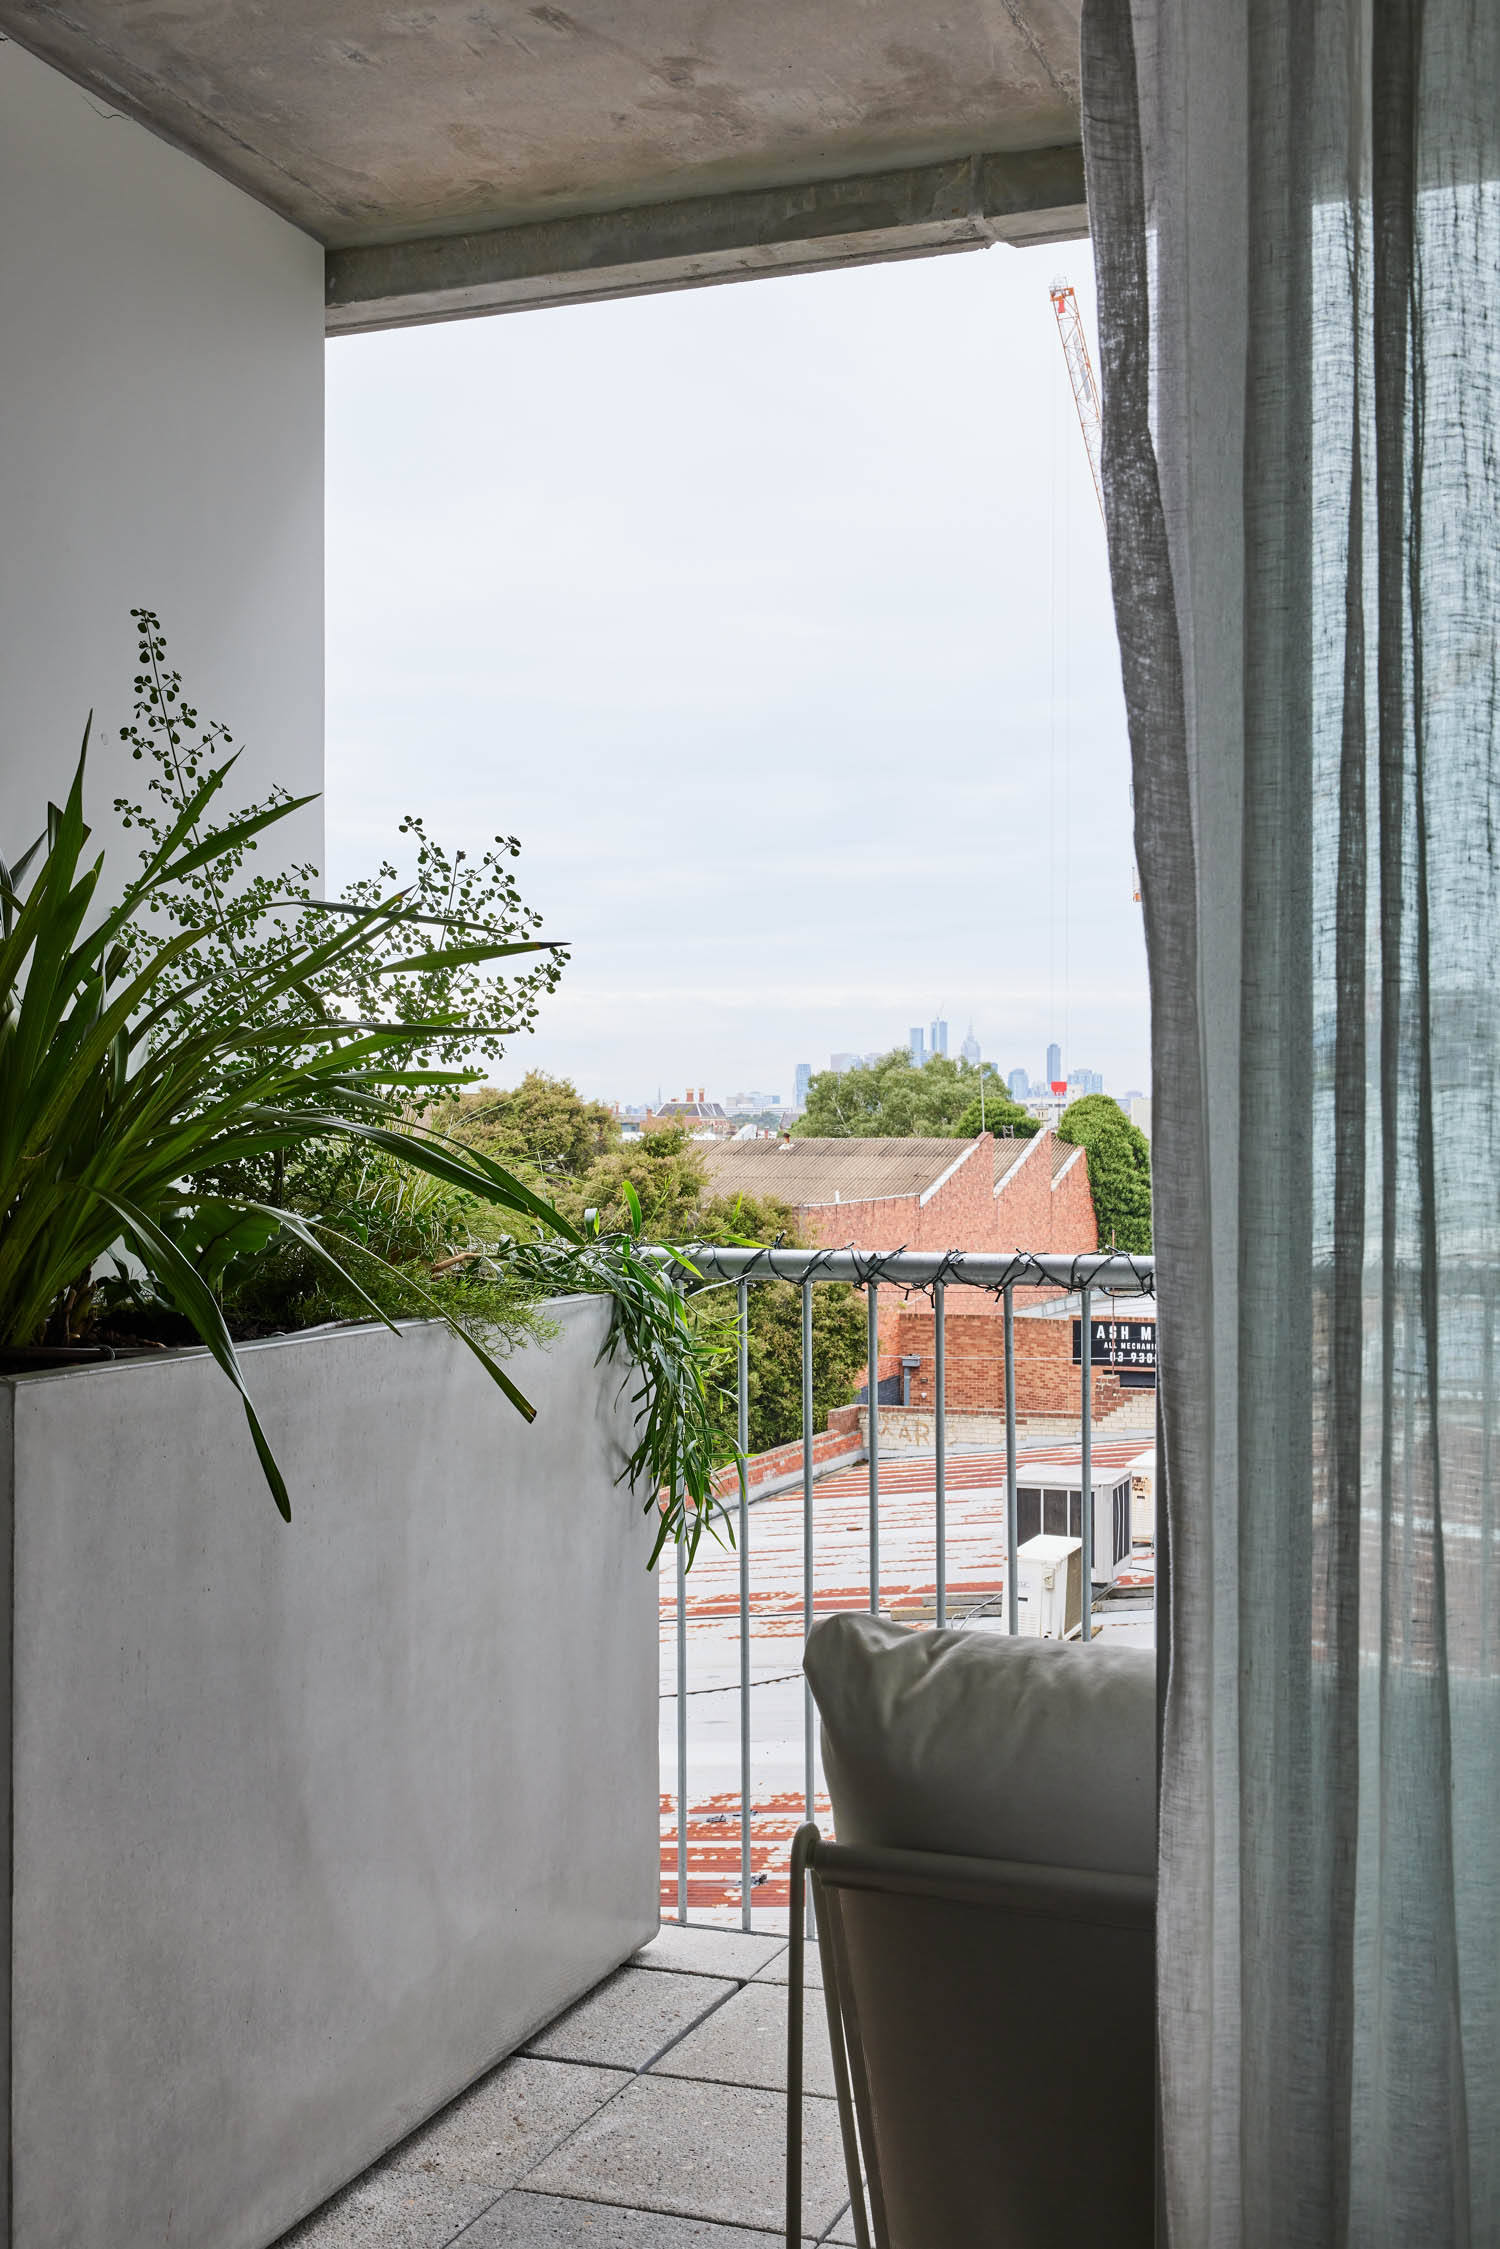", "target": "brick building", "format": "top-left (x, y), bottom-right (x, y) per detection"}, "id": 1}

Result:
top-left (888, 1290), bottom-right (1157, 1424)
top-left (698, 1128), bottom-right (1095, 1261)
top-left (698, 1130), bottom-right (1131, 1423)
top-left (641, 1095), bottom-right (735, 1138)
